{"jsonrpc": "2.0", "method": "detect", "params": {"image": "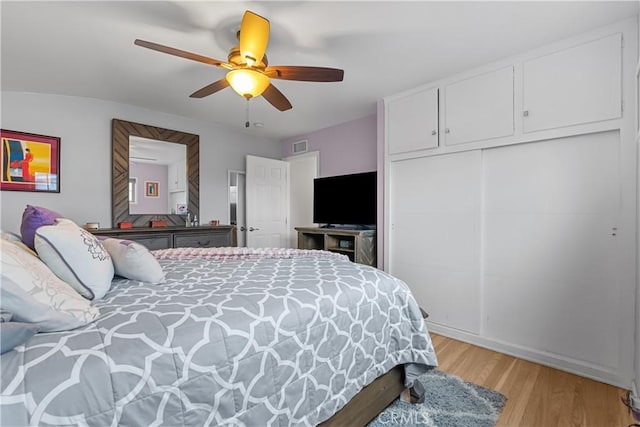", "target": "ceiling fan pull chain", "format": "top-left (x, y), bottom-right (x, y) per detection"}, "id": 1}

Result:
top-left (245, 99), bottom-right (250, 128)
